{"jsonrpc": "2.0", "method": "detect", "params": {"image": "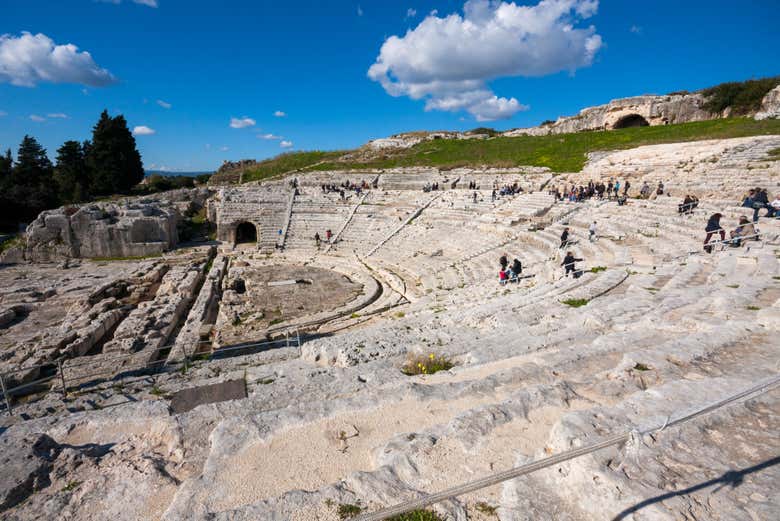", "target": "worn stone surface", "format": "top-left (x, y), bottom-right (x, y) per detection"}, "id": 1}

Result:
top-left (0, 135), bottom-right (779, 521)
